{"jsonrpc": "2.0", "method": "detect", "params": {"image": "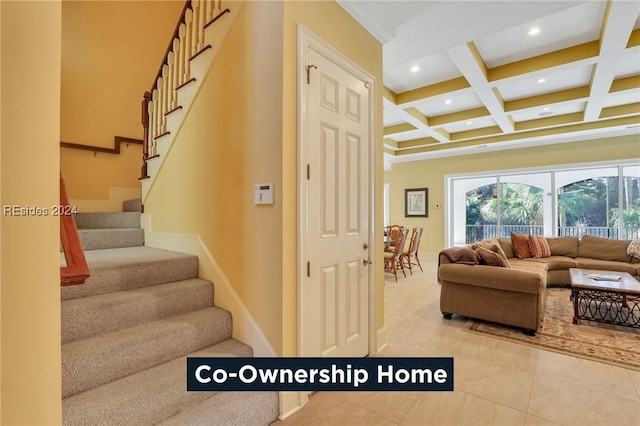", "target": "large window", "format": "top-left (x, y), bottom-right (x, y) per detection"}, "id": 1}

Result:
top-left (447, 162), bottom-right (640, 246)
